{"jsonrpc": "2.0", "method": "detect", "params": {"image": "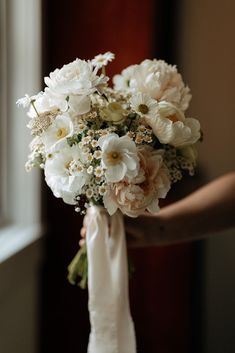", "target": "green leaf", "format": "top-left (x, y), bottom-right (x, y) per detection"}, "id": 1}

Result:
top-left (67, 244), bottom-right (88, 289)
top-left (67, 244), bottom-right (135, 289)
